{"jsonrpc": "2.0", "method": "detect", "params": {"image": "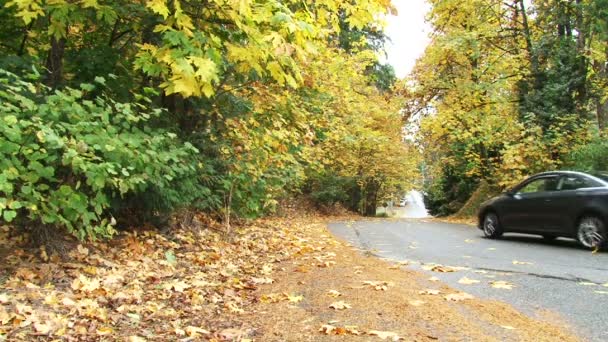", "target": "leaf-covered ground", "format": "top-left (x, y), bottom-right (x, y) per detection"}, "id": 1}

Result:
top-left (0, 215), bottom-right (578, 341)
